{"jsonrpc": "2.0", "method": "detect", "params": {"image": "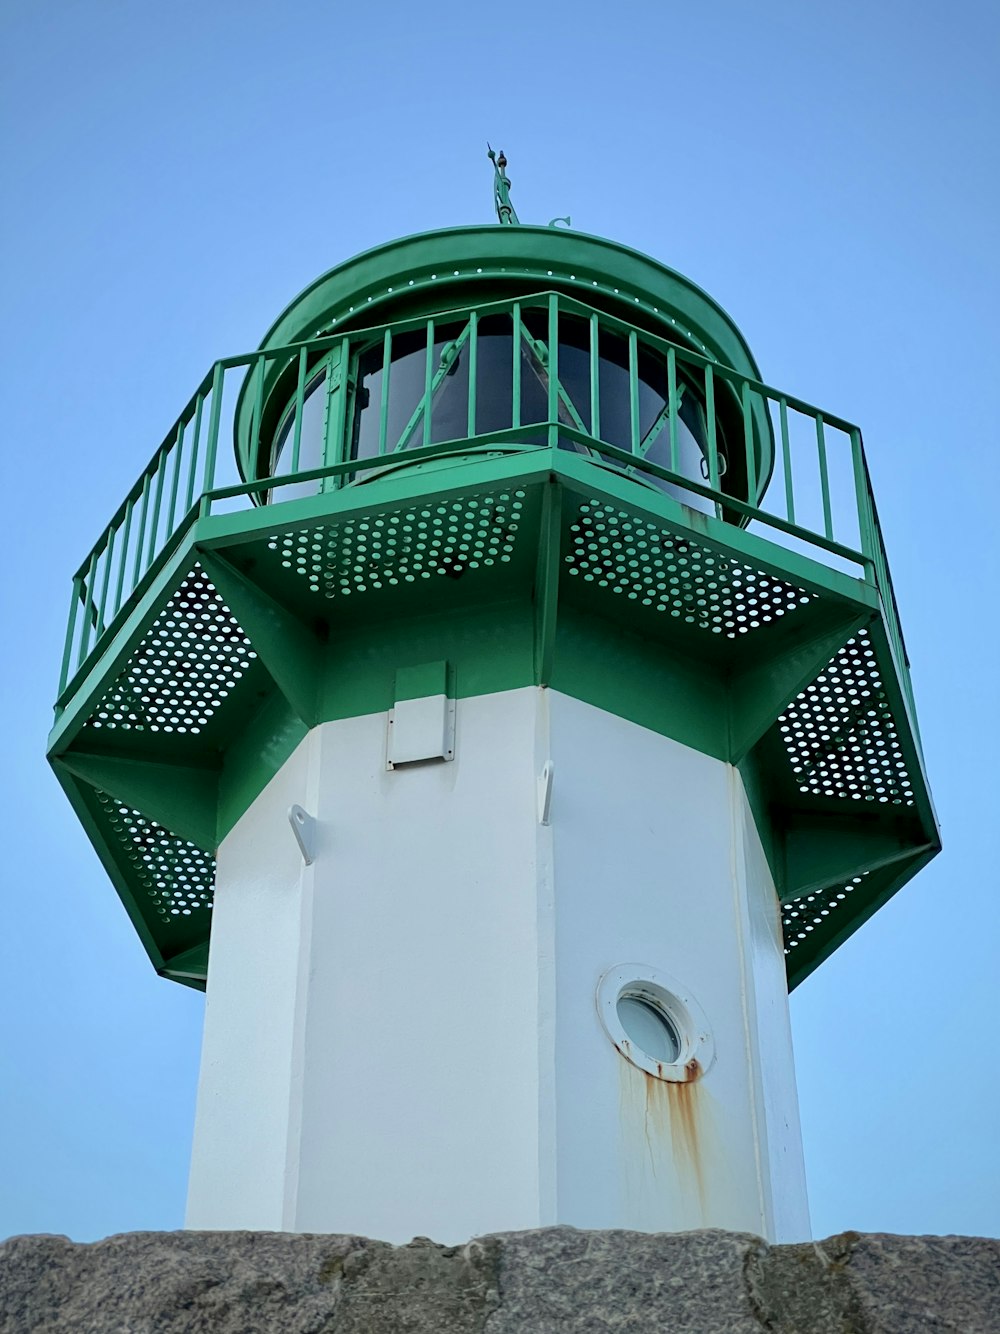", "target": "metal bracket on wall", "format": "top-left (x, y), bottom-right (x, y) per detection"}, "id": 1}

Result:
top-left (288, 804), bottom-right (317, 866)
top-left (537, 761), bottom-right (554, 826)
